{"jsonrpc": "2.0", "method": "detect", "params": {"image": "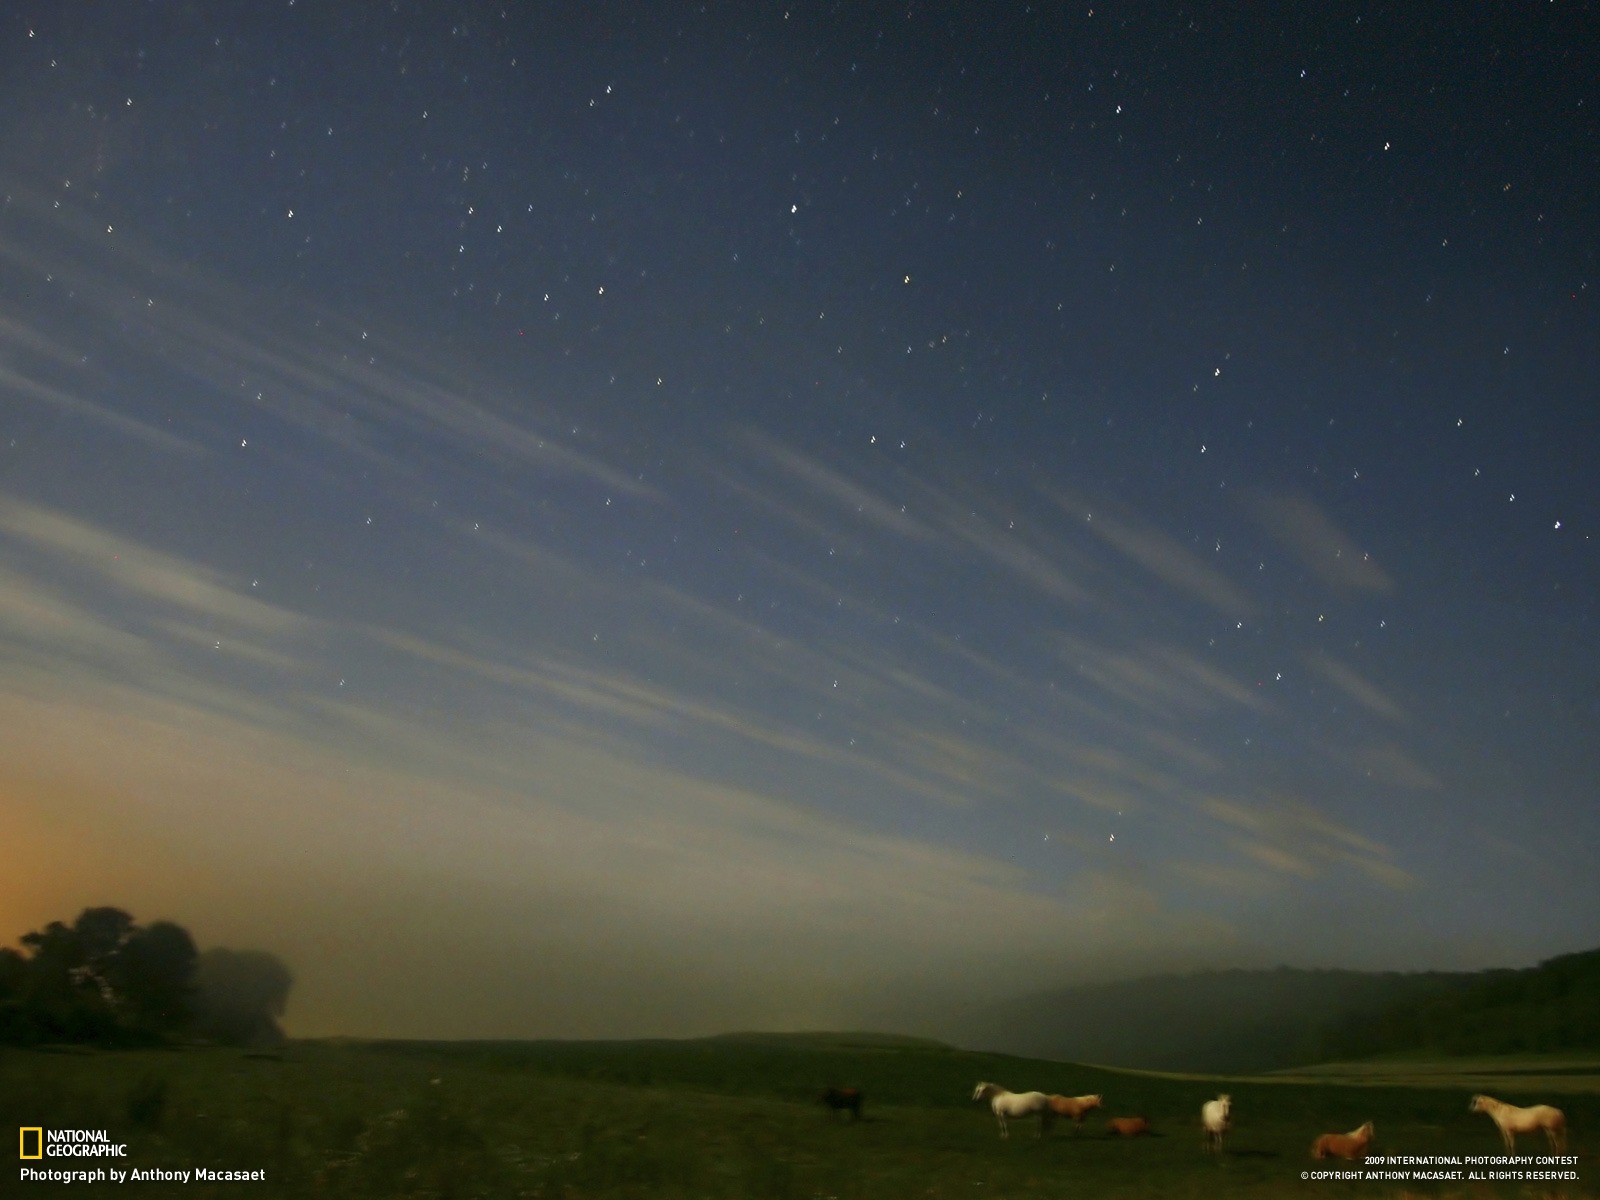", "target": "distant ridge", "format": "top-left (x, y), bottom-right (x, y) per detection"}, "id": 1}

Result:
top-left (953, 948), bottom-right (1600, 1074)
top-left (1318, 946), bottom-right (1600, 1060)
top-left (953, 966), bottom-right (1468, 1074)
top-left (709, 1030), bottom-right (954, 1051)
